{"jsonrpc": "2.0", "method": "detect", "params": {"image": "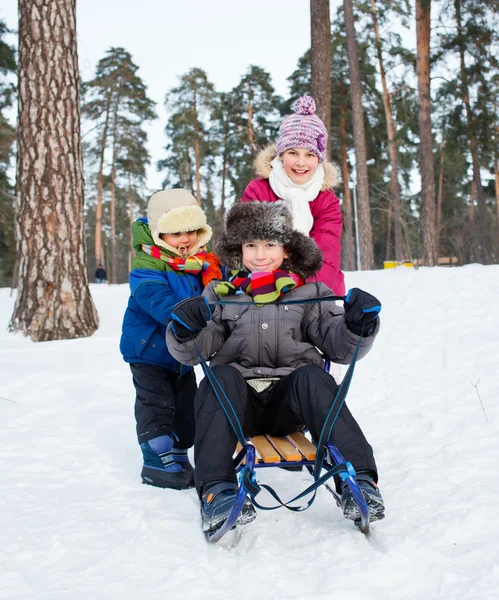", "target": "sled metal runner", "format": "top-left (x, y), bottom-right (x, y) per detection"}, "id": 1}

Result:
top-left (204, 435), bottom-right (371, 543)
